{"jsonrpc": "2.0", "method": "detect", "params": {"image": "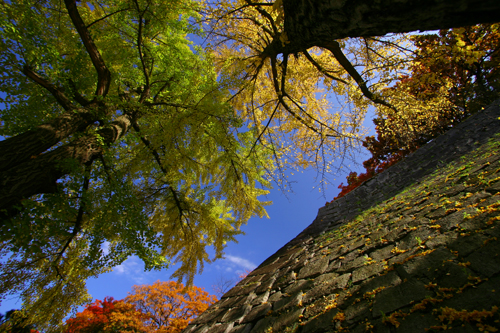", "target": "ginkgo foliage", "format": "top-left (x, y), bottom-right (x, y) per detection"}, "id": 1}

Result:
top-left (205, 0), bottom-right (416, 188)
top-left (125, 281), bottom-right (217, 333)
top-left (0, 309), bottom-right (39, 333)
top-left (0, 0), bottom-right (270, 329)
